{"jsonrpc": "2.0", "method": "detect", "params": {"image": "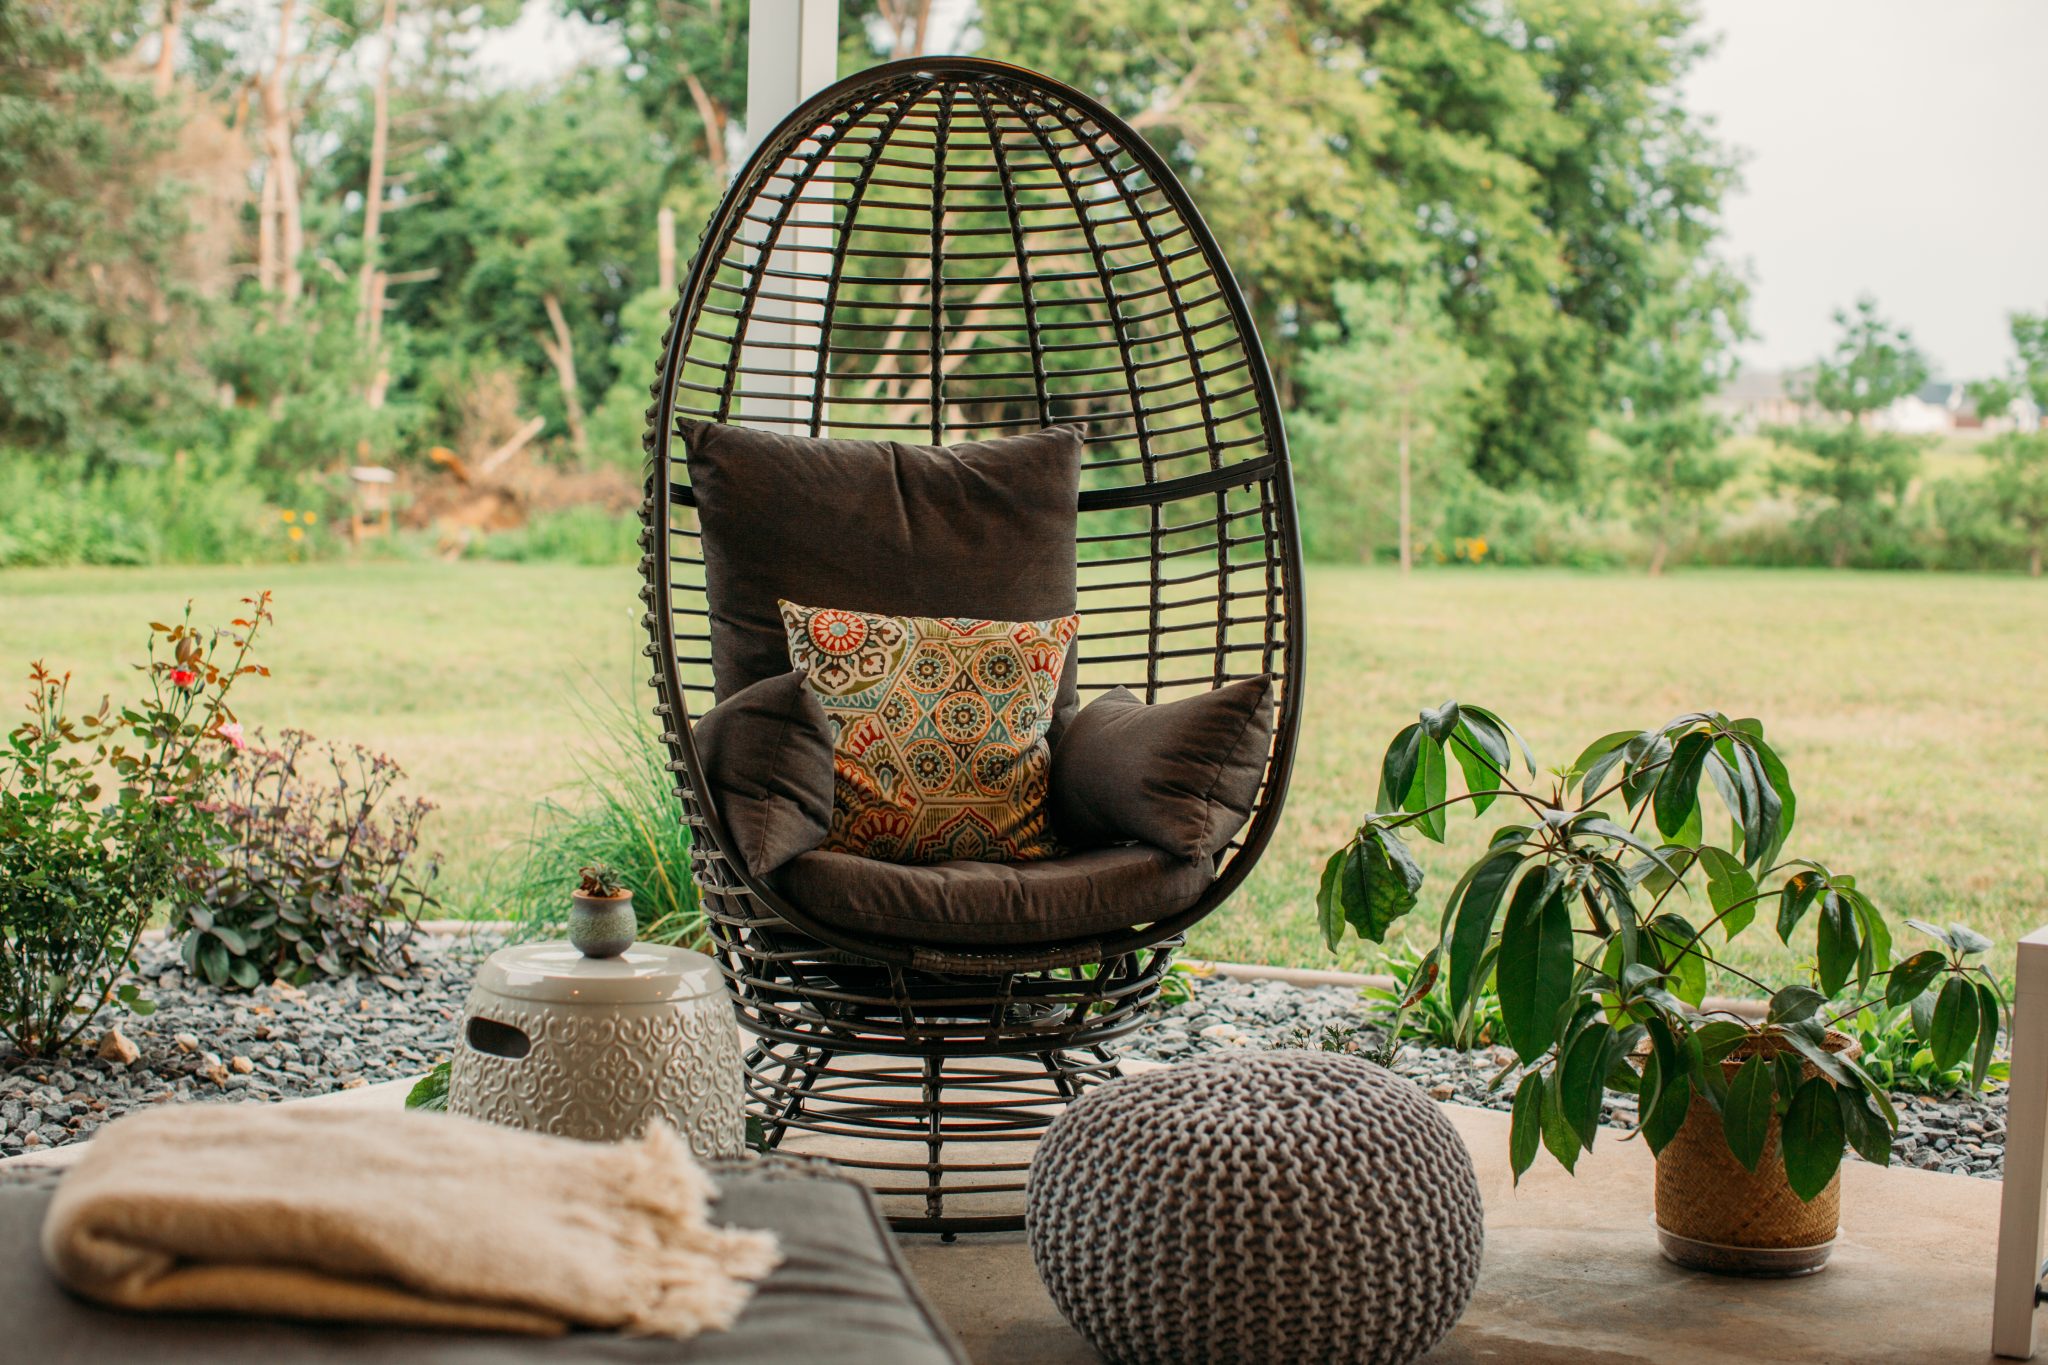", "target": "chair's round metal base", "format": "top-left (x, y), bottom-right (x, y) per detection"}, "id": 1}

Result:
top-left (744, 1037), bottom-right (1127, 1234)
